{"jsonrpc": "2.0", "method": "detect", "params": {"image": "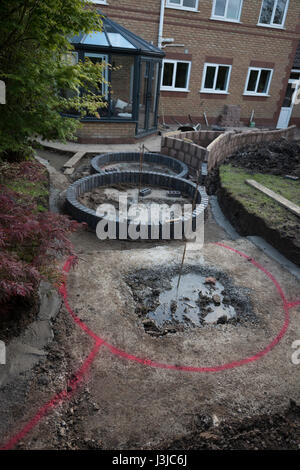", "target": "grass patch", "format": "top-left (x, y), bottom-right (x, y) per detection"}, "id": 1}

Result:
top-left (219, 164), bottom-right (300, 231)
